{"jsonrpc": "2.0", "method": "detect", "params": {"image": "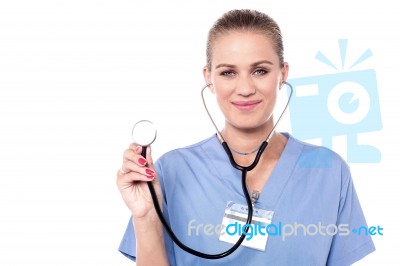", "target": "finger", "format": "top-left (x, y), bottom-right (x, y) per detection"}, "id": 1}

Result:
top-left (123, 148), bottom-right (147, 166)
top-left (146, 145), bottom-right (154, 167)
top-left (144, 146), bottom-right (160, 184)
top-left (117, 168), bottom-right (154, 185)
top-left (119, 165), bottom-right (127, 175)
top-left (129, 143), bottom-right (142, 154)
top-left (122, 160), bottom-right (155, 179)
